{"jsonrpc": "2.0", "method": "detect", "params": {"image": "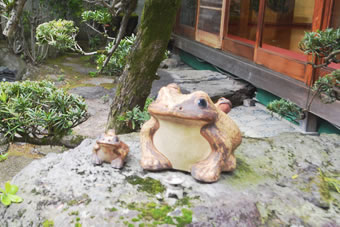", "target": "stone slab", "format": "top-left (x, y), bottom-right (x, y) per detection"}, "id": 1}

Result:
top-left (0, 132), bottom-right (339, 226)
